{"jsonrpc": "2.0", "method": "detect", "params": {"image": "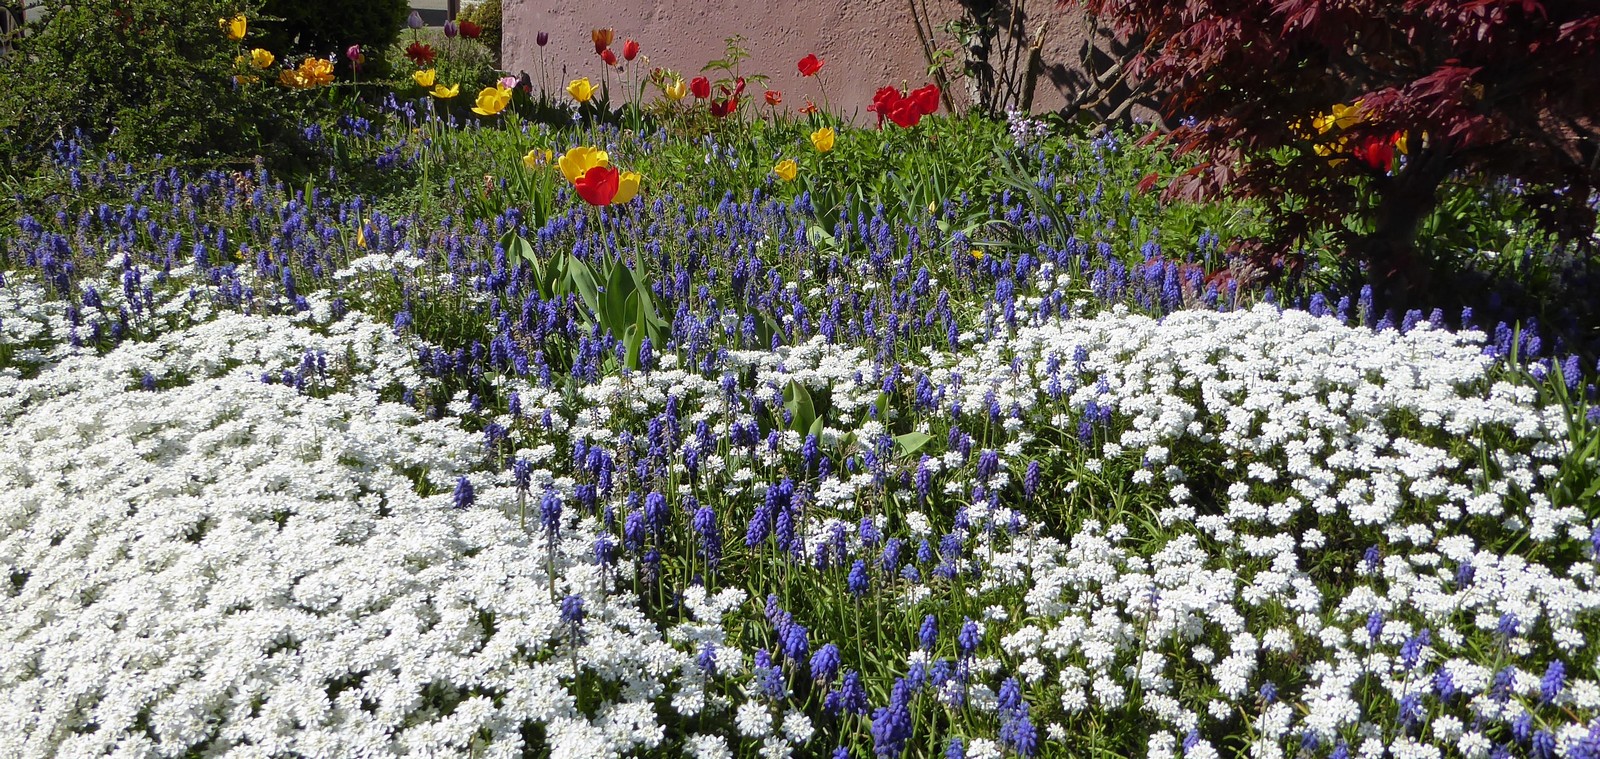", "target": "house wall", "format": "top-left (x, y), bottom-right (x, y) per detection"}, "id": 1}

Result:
top-left (500, 0), bottom-right (1159, 124)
